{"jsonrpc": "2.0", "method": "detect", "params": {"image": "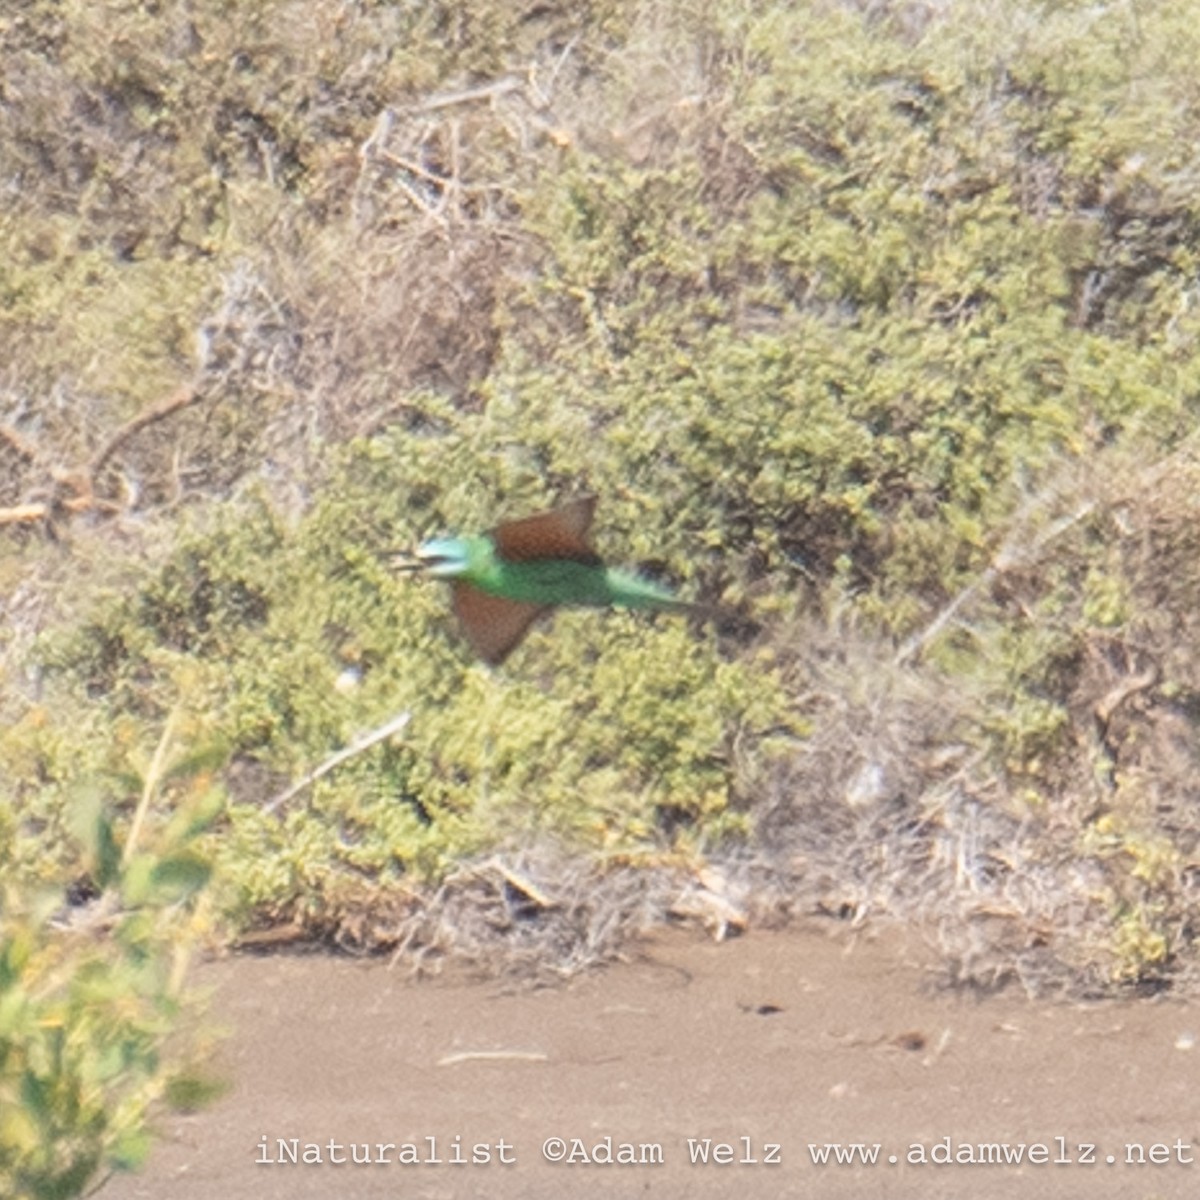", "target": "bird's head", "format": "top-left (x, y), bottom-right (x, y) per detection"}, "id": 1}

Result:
top-left (414, 535), bottom-right (473, 579)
